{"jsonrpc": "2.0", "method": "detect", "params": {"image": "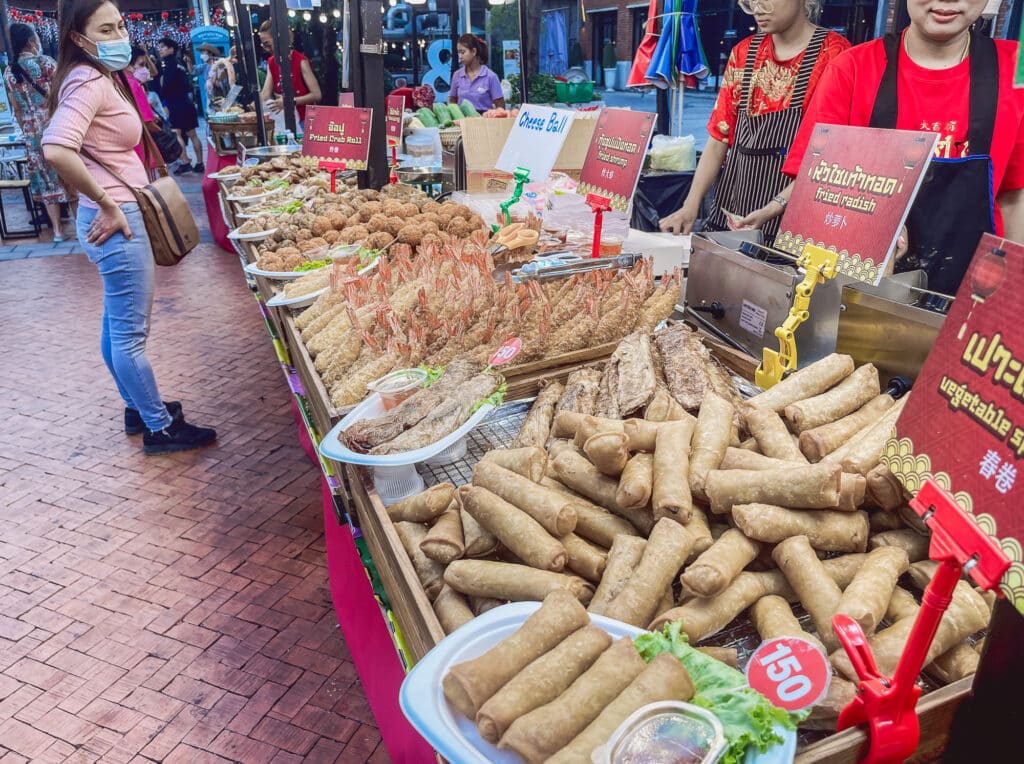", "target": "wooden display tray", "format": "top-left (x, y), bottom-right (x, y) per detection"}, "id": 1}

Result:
top-left (279, 310), bottom-right (343, 439)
